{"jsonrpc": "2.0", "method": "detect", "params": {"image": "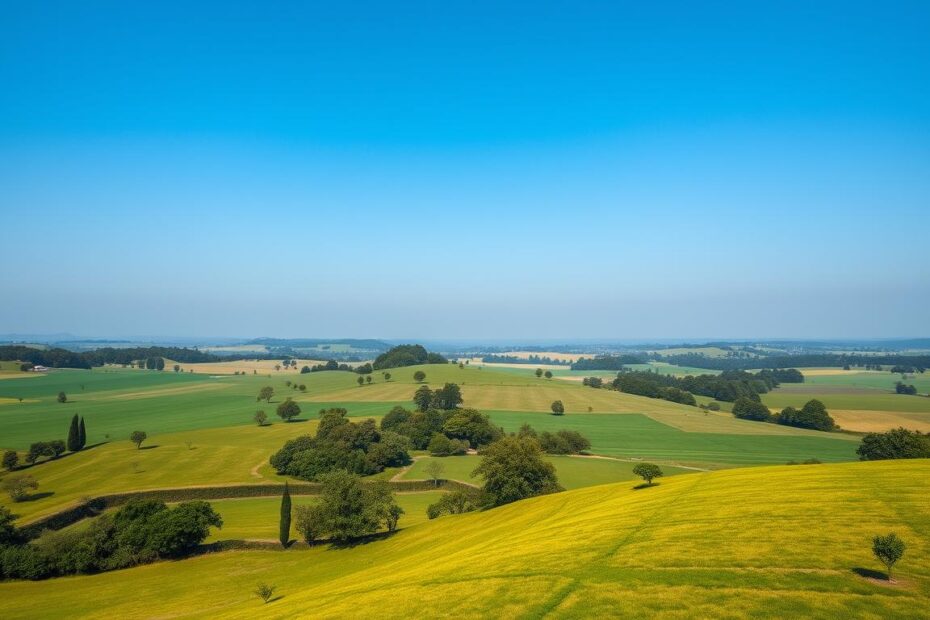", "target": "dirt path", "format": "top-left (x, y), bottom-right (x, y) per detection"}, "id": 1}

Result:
top-left (250, 460), bottom-right (266, 479)
top-left (390, 456), bottom-right (423, 482)
top-left (567, 453), bottom-right (711, 472)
